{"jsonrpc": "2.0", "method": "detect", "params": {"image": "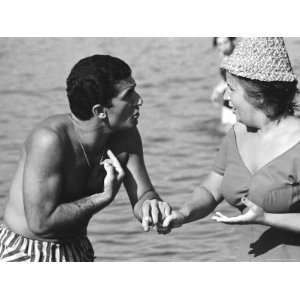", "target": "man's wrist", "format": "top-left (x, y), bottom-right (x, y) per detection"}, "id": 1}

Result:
top-left (91, 192), bottom-right (113, 210)
top-left (138, 189), bottom-right (161, 203)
